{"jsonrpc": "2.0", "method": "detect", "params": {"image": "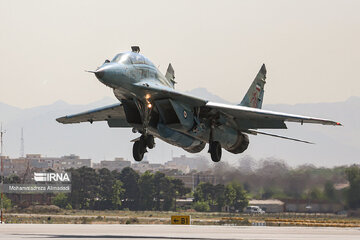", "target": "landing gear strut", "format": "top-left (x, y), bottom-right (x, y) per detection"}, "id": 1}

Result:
top-left (209, 141), bottom-right (222, 162)
top-left (132, 134), bottom-right (155, 161)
